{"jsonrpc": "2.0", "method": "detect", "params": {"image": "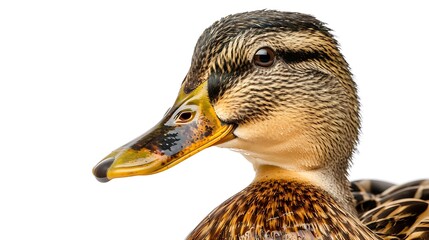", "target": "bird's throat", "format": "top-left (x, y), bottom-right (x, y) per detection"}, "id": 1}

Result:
top-left (252, 164), bottom-right (356, 215)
